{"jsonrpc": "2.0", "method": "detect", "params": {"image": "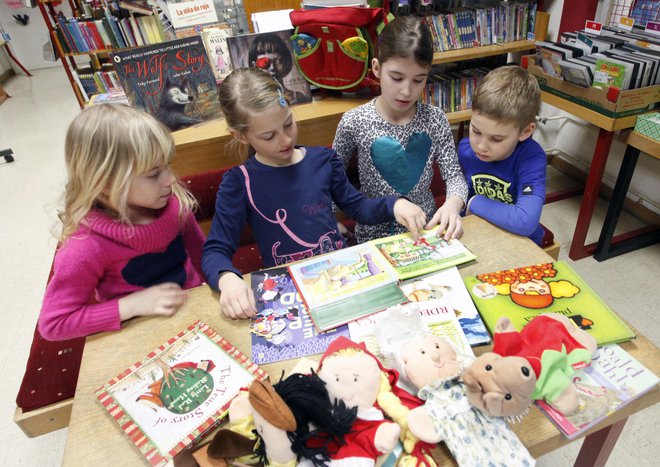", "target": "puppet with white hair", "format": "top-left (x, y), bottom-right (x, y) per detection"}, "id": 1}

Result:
top-left (375, 305), bottom-right (536, 467)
